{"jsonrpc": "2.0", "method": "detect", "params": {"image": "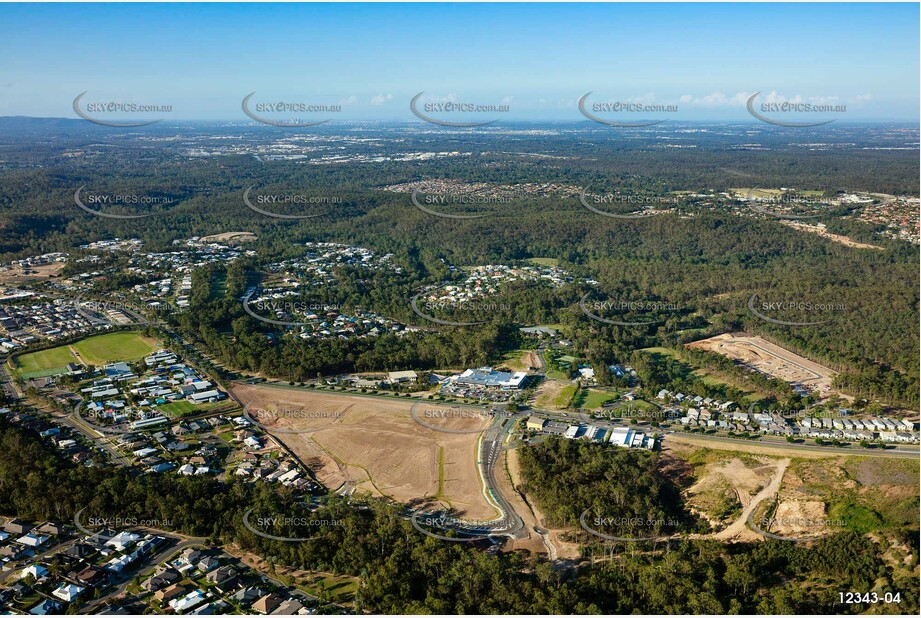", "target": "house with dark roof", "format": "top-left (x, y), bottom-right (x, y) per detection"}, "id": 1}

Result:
top-left (205, 565), bottom-right (236, 585)
top-left (76, 565), bottom-right (110, 587)
top-left (4, 518), bottom-right (33, 535)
